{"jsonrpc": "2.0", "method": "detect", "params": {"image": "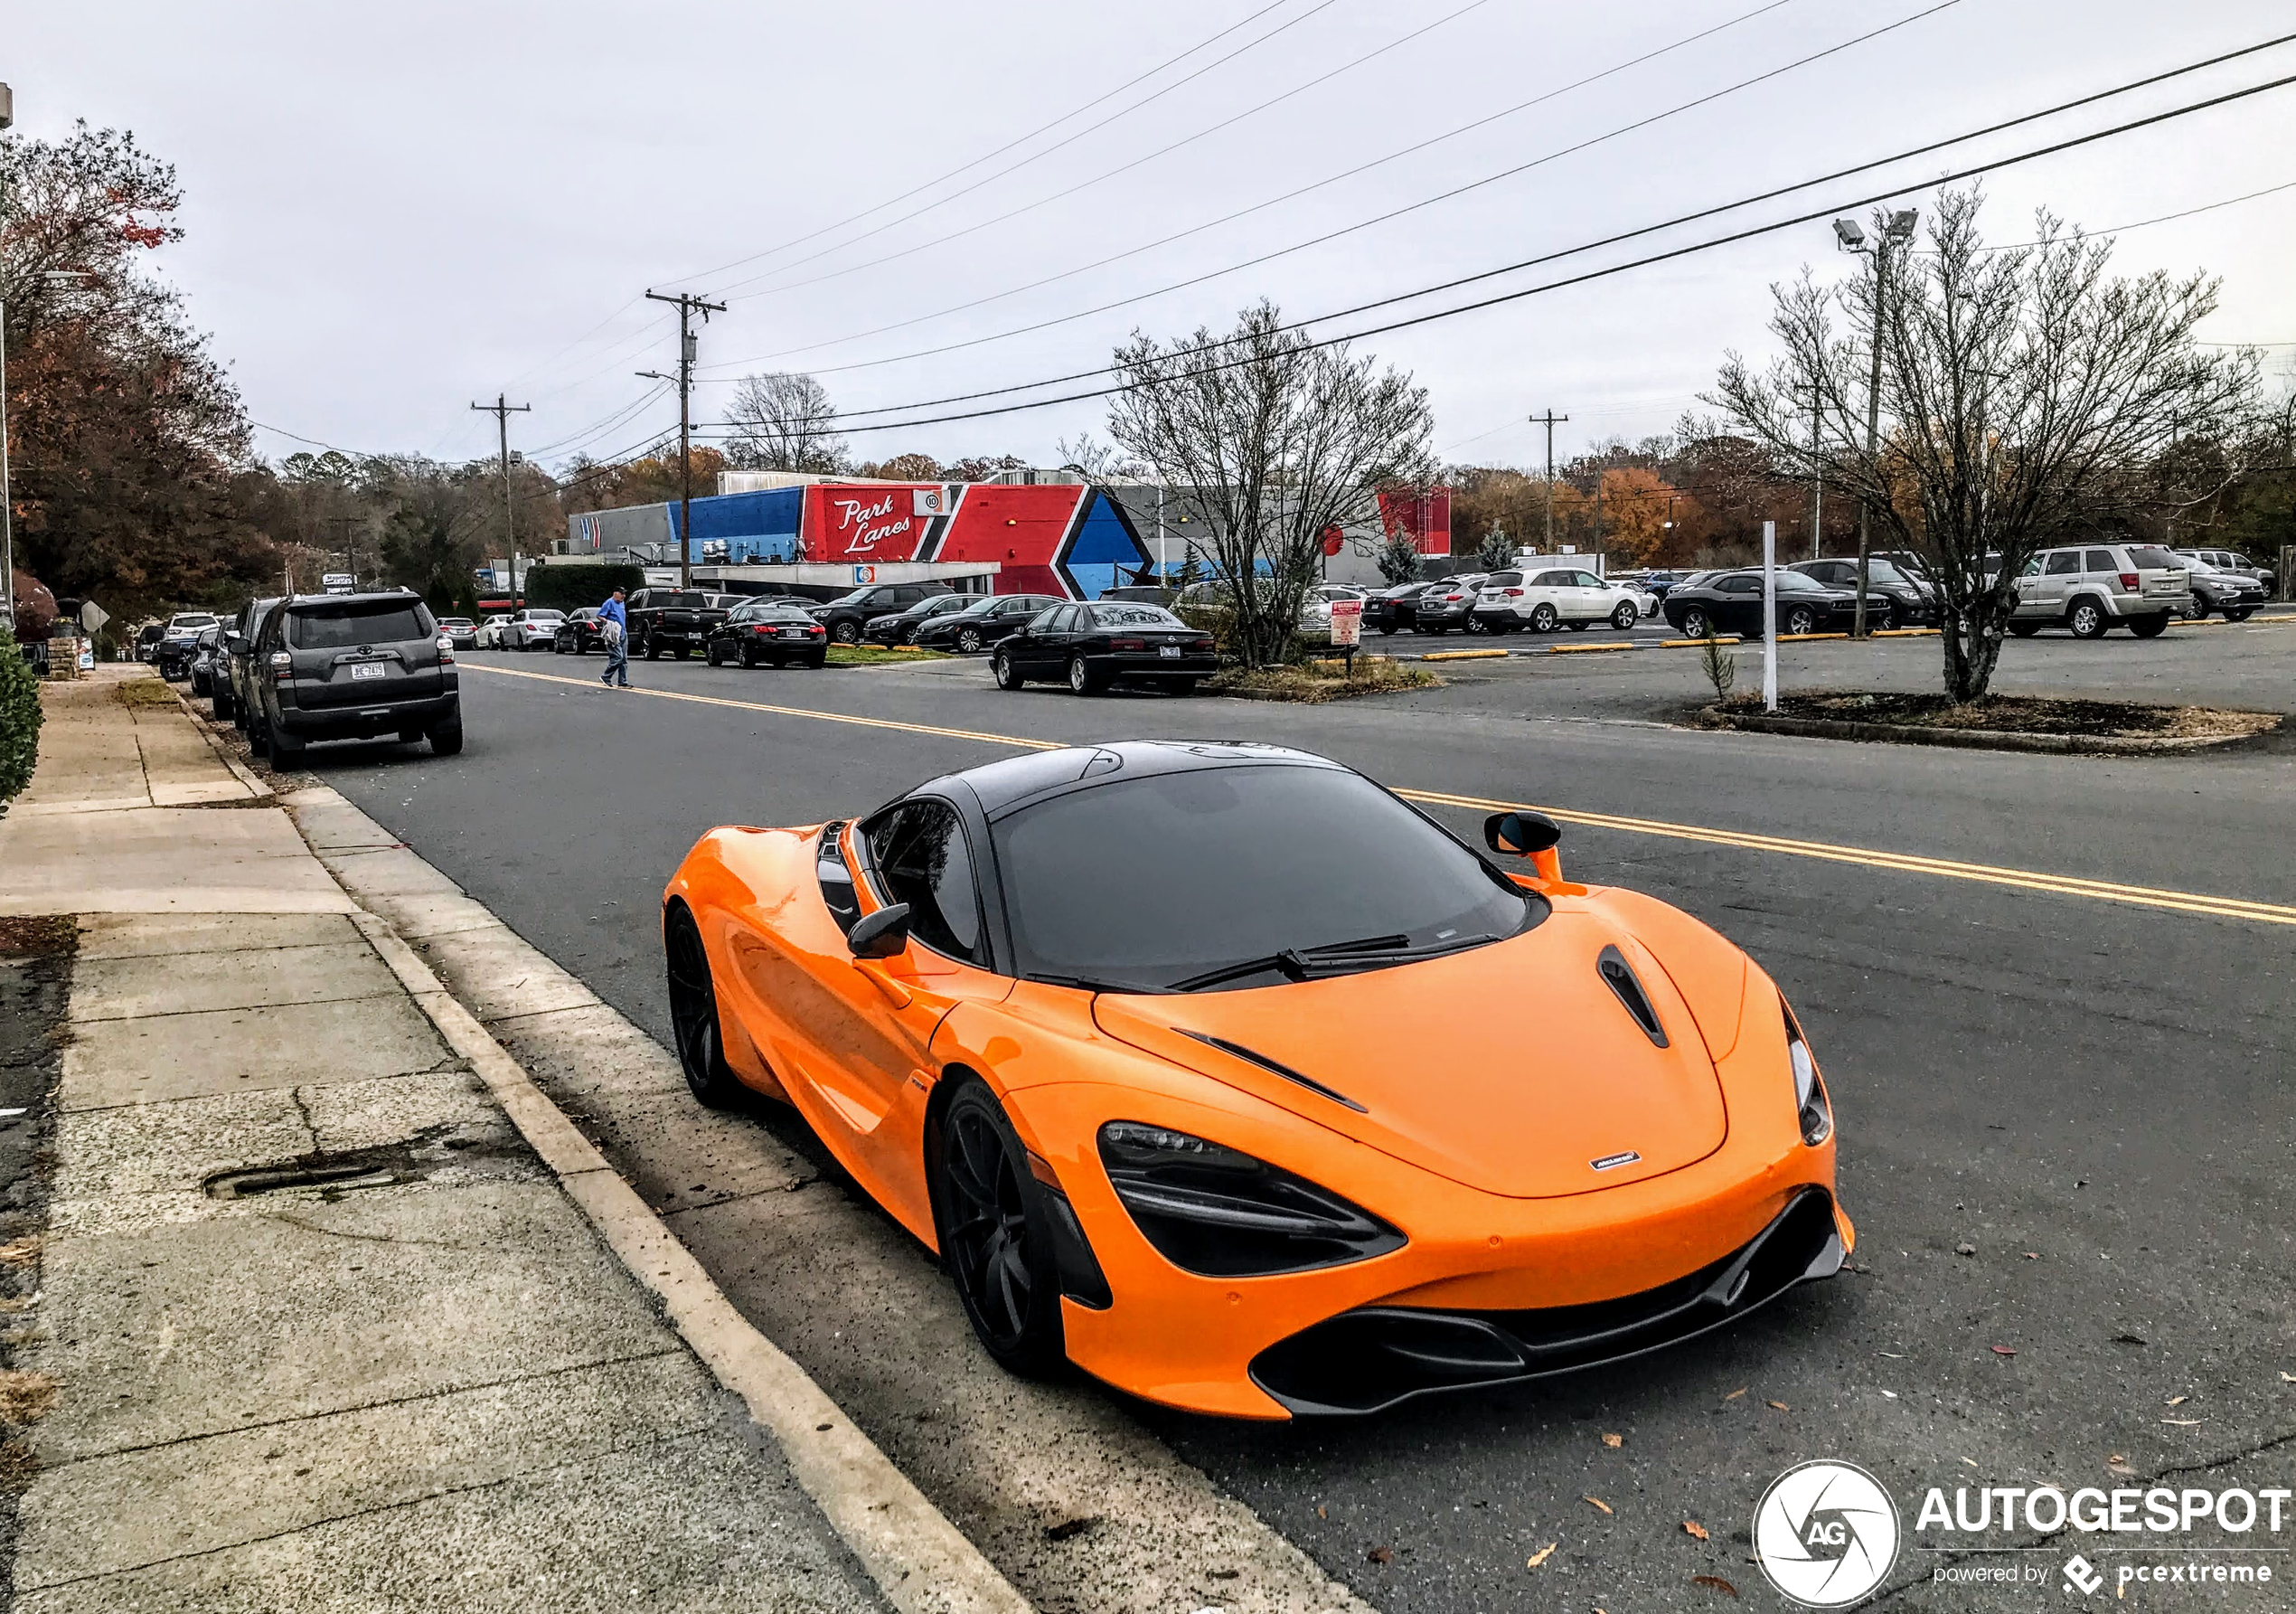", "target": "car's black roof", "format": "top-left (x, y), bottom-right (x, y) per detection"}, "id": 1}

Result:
top-left (920, 741), bottom-right (1339, 819)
